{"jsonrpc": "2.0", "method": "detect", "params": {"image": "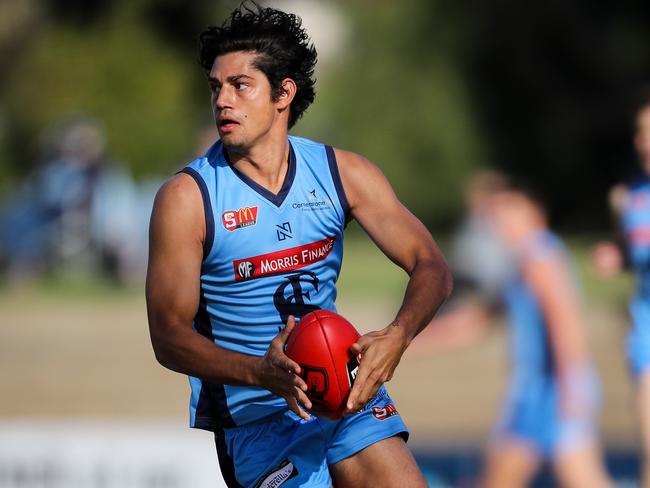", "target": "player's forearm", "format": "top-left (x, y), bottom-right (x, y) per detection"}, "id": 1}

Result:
top-left (150, 321), bottom-right (262, 386)
top-left (394, 257), bottom-right (453, 344)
